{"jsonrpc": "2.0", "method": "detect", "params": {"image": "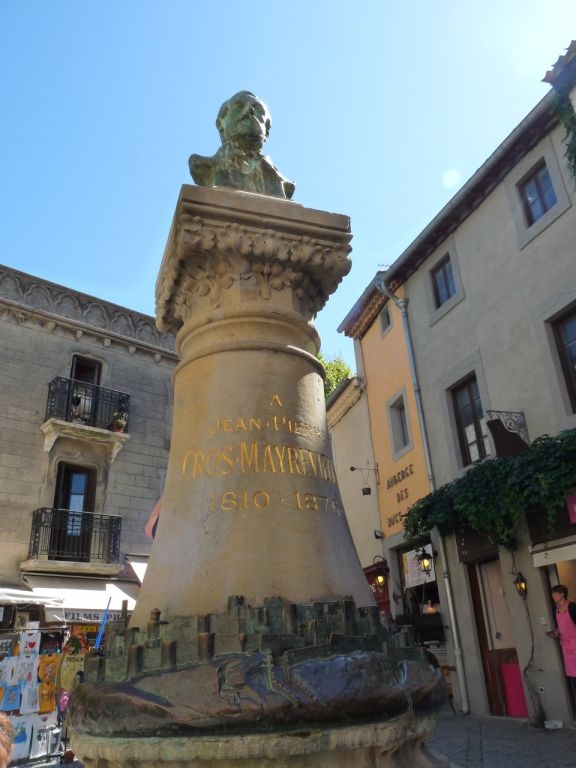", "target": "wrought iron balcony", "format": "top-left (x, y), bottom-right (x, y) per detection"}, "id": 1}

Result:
top-left (45, 377), bottom-right (130, 433)
top-left (485, 410), bottom-right (530, 458)
top-left (28, 508), bottom-right (122, 564)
